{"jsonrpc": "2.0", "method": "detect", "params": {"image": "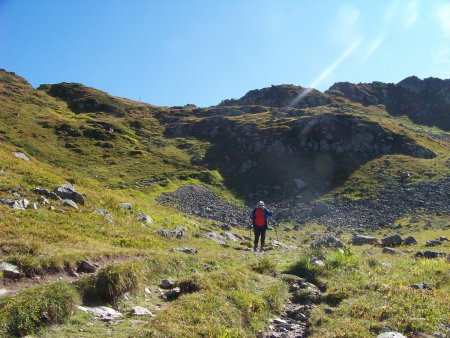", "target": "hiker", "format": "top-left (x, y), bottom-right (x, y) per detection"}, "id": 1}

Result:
top-left (251, 201), bottom-right (273, 252)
